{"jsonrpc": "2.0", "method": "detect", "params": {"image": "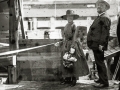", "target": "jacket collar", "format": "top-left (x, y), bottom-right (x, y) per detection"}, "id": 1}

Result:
top-left (98, 12), bottom-right (106, 16)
